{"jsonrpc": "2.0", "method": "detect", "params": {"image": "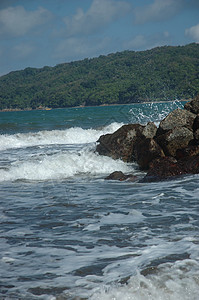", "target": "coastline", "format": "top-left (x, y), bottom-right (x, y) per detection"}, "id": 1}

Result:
top-left (0, 106), bottom-right (51, 113)
top-left (0, 99), bottom-right (190, 113)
